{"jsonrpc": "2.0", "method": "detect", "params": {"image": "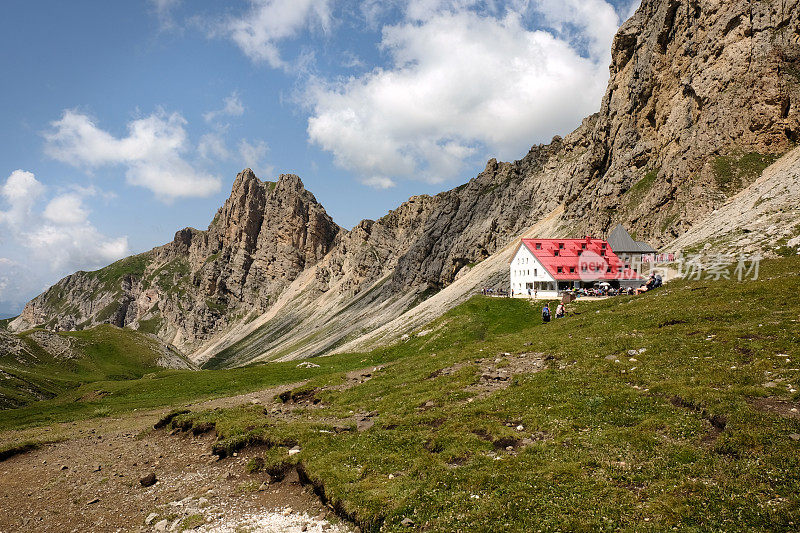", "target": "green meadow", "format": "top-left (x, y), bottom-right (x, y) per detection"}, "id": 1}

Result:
top-left (1, 257), bottom-right (799, 531)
